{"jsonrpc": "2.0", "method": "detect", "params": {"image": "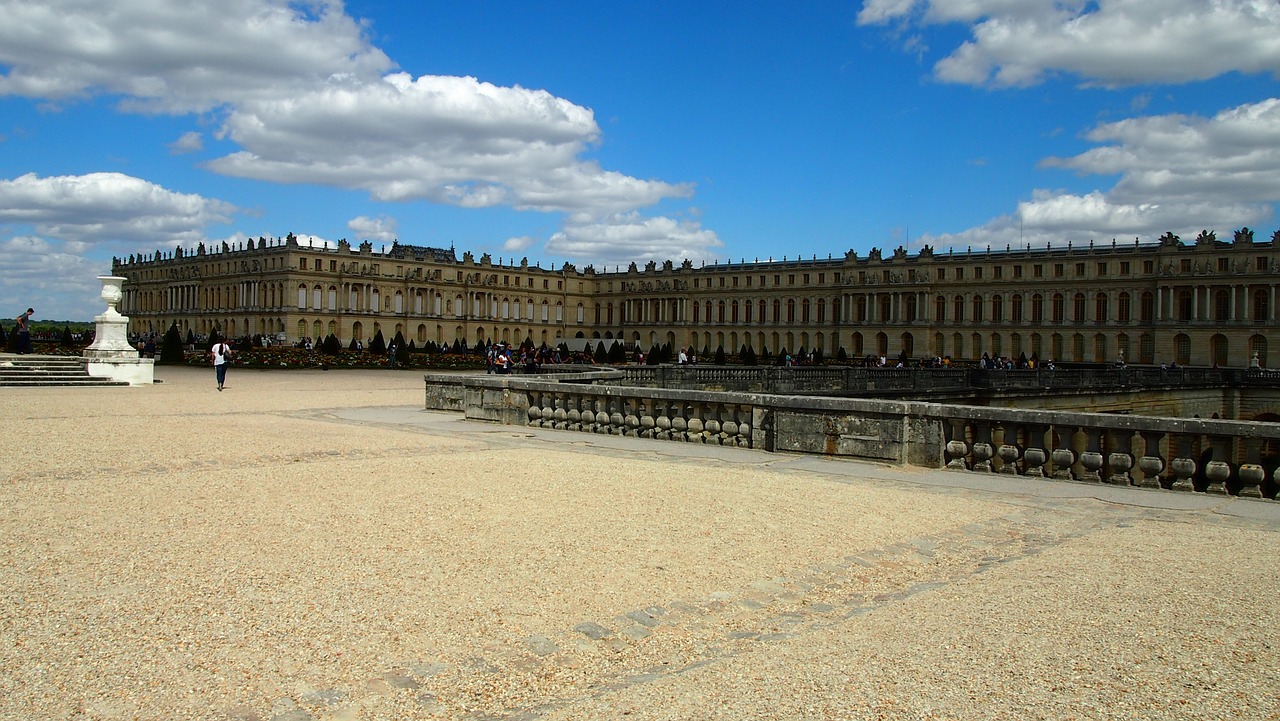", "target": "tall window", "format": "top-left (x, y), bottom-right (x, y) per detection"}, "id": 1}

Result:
top-left (1117, 293), bottom-right (1131, 323)
top-left (1051, 294), bottom-right (1064, 323)
top-left (1094, 293), bottom-right (1108, 324)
